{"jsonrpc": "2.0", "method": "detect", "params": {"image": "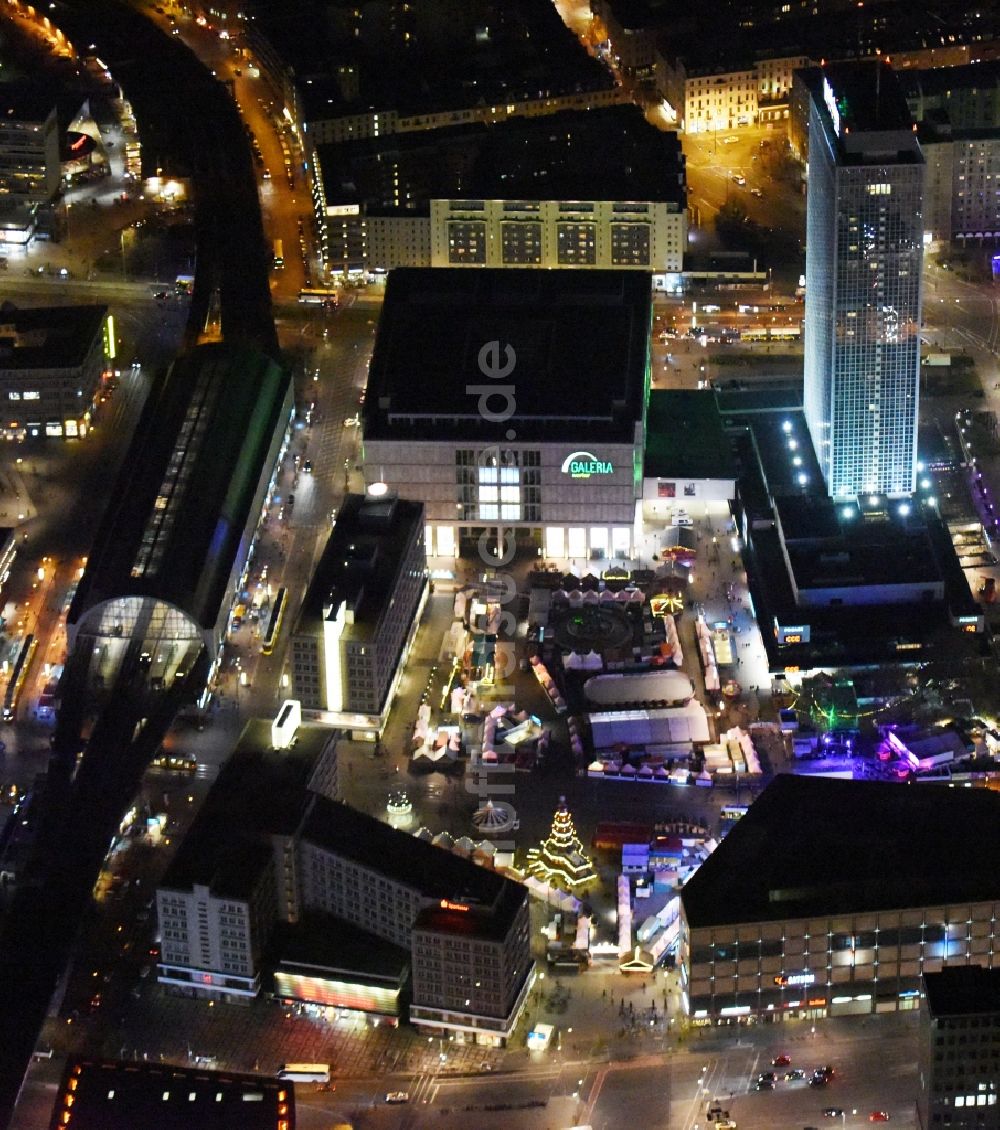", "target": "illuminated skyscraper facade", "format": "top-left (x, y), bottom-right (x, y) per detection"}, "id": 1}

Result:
top-left (802, 62), bottom-right (924, 498)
